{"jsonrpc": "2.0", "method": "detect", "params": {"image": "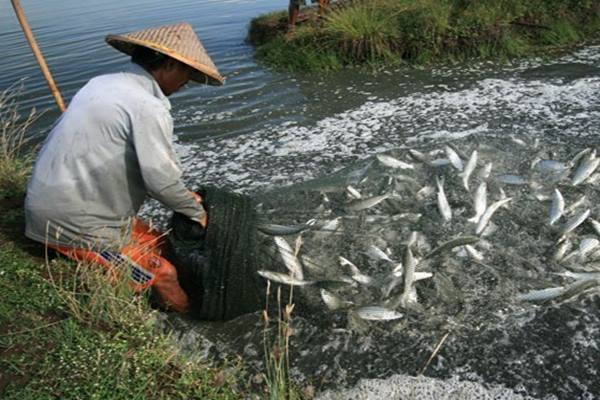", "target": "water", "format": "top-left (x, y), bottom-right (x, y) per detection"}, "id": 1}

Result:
top-left (2, 1), bottom-right (600, 398)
